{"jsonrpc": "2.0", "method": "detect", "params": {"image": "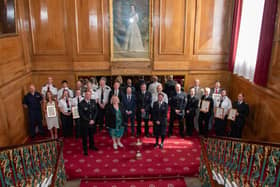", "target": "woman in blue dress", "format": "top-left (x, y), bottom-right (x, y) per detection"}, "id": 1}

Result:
top-left (106, 95), bottom-right (126, 150)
